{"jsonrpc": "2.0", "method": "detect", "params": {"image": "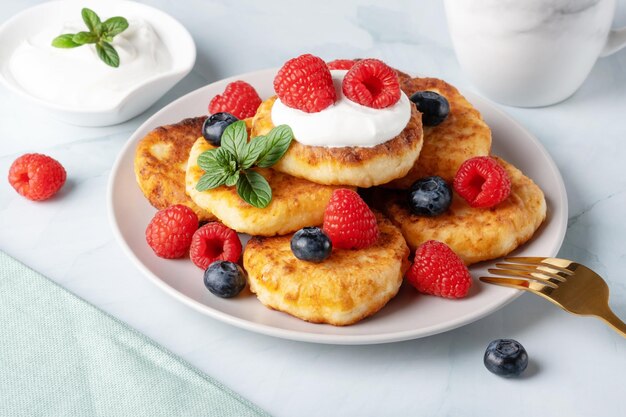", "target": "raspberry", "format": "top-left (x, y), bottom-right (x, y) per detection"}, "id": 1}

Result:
top-left (342, 58), bottom-right (401, 109)
top-left (8, 153), bottom-right (66, 201)
top-left (209, 80), bottom-right (262, 119)
top-left (327, 59), bottom-right (356, 70)
top-left (146, 205), bottom-right (199, 259)
top-left (406, 240), bottom-right (472, 298)
top-left (273, 54), bottom-right (336, 113)
top-left (323, 189), bottom-right (379, 250)
top-left (190, 222), bottom-right (242, 270)
top-left (453, 156), bottom-right (511, 208)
